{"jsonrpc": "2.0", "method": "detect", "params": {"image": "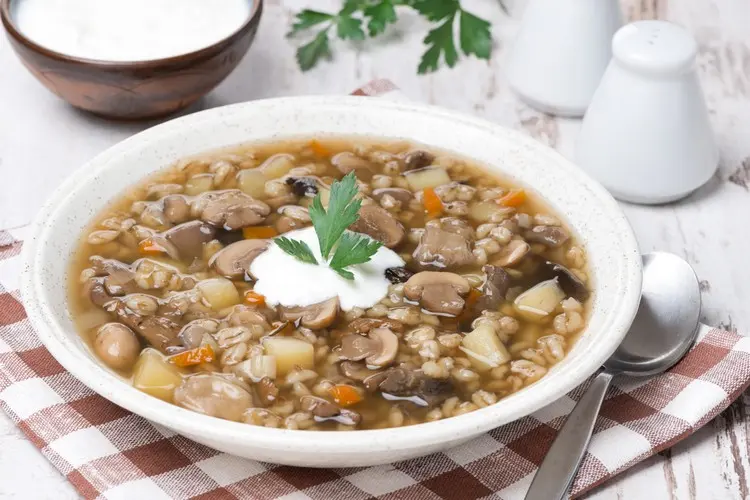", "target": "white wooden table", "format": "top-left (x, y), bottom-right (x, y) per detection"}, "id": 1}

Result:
top-left (1, 0), bottom-right (749, 498)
